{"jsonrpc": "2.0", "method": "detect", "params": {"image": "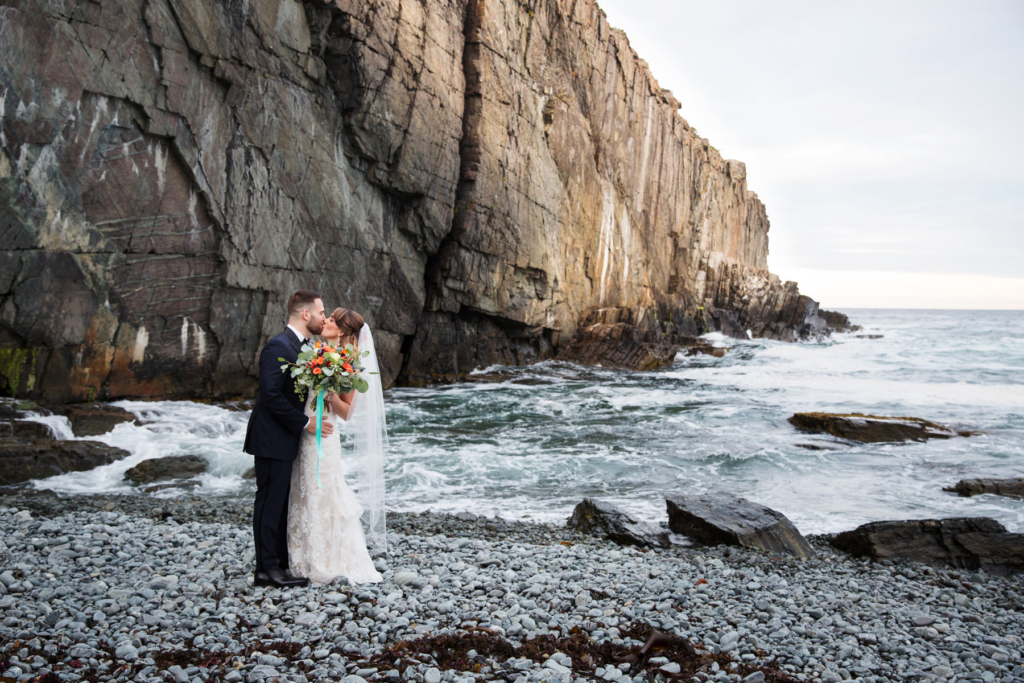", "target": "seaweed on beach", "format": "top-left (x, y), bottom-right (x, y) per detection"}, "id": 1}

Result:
top-left (360, 622), bottom-right (797, 682)
top-left (365, 628), bottom-right (517, 673)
